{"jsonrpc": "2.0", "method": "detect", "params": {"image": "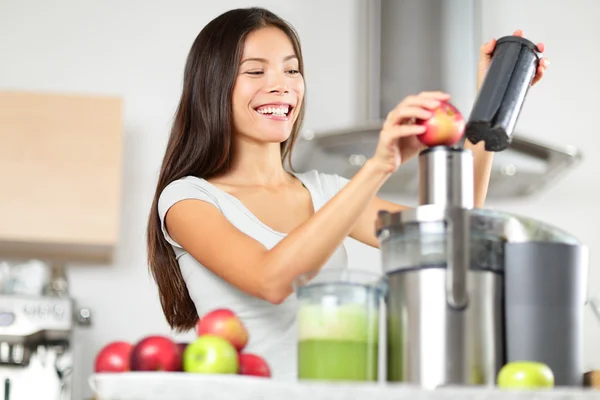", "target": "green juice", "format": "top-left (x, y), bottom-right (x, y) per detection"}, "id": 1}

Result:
top-left (297, 303), bottom-right (379, 381)
top-left (298, 339), bottom-right (378, 381)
